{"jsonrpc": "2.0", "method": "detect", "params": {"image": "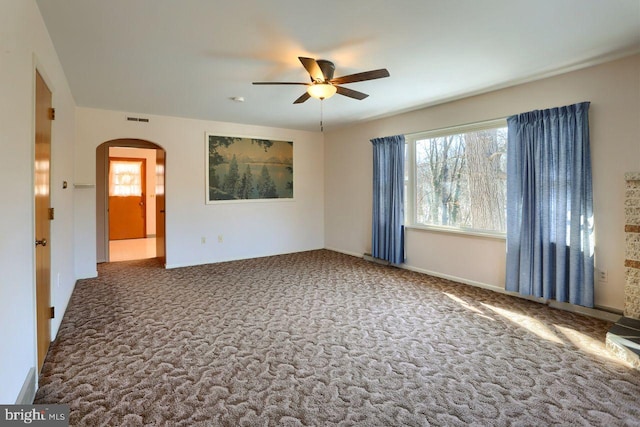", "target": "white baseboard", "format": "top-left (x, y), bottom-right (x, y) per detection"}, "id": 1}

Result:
top-left (548, 300), bottom-right (620, 322)
top-left (324, 247), bottom-right (362, 258)
top-left (166, 247), bottom-right (327, 270)
top-left (401, 264), bottom-right (619, 322)
top-left (400, 263), bottom-right (505, 293)
top-left (15, 367), bottom-right (36, 404)
top-left (351, 253), bottom-right (621, 323)
top-left (75, 270), bottom-right (98, 280)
